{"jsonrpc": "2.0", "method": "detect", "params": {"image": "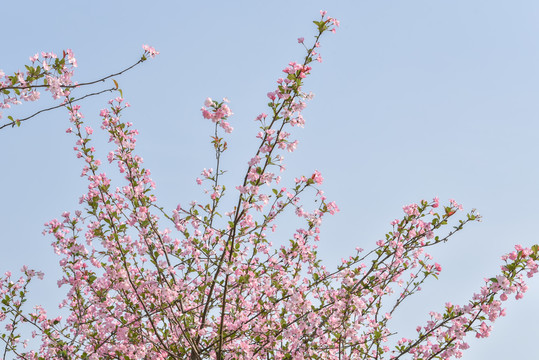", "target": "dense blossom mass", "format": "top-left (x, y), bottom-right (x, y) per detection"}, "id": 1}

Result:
top-left (1, 11), bottom-right (538, 360)
top-left (0, 49), bottom-right (77, 121)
